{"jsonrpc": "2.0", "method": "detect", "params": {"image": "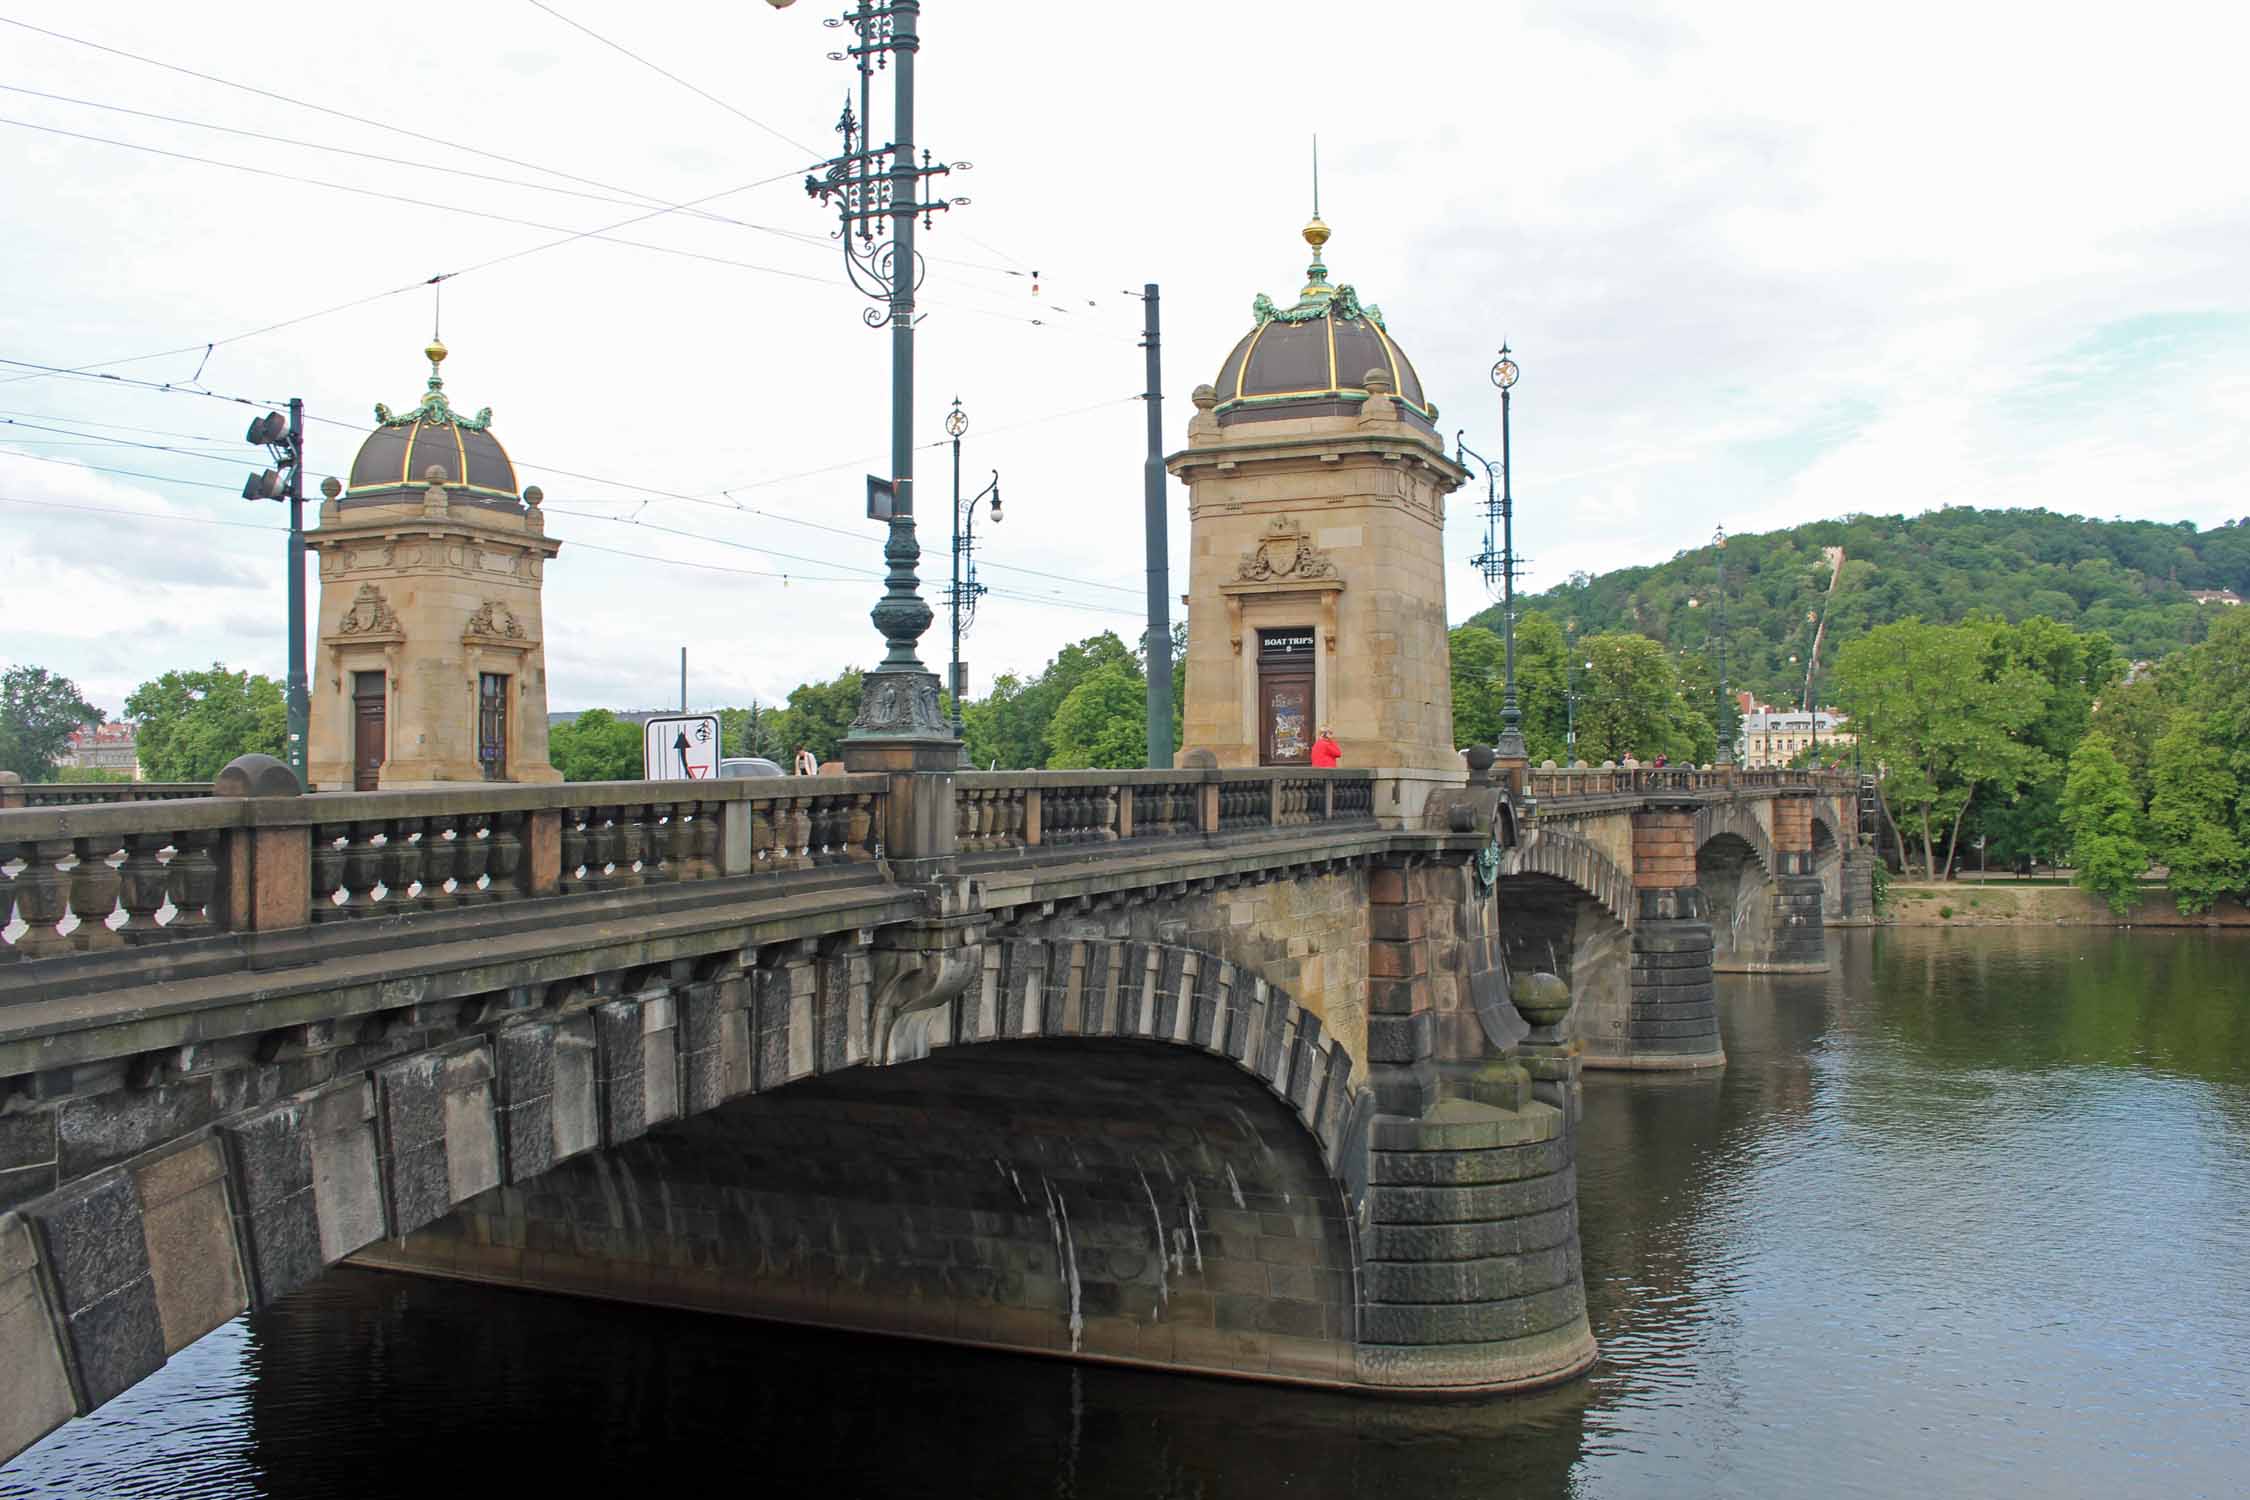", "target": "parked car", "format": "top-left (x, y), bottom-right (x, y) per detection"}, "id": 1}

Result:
top-left (717, 757), bottom-right (785, 779)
